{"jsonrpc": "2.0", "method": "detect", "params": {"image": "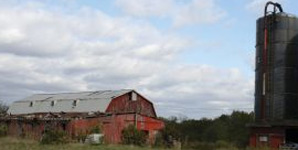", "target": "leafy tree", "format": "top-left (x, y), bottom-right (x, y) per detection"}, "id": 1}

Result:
top-left (0, 124), bottom-right (8, 137)
top-left (40, 130), bottom-right (69, 144)
top-left (0, 101), bottom-right (8, 115)
top-left (227, 111), bottom-right (254, 147)
top-left (154, 117), bottom-right (181, 147)
top-left (159, 111), bottom-right (254, 149)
